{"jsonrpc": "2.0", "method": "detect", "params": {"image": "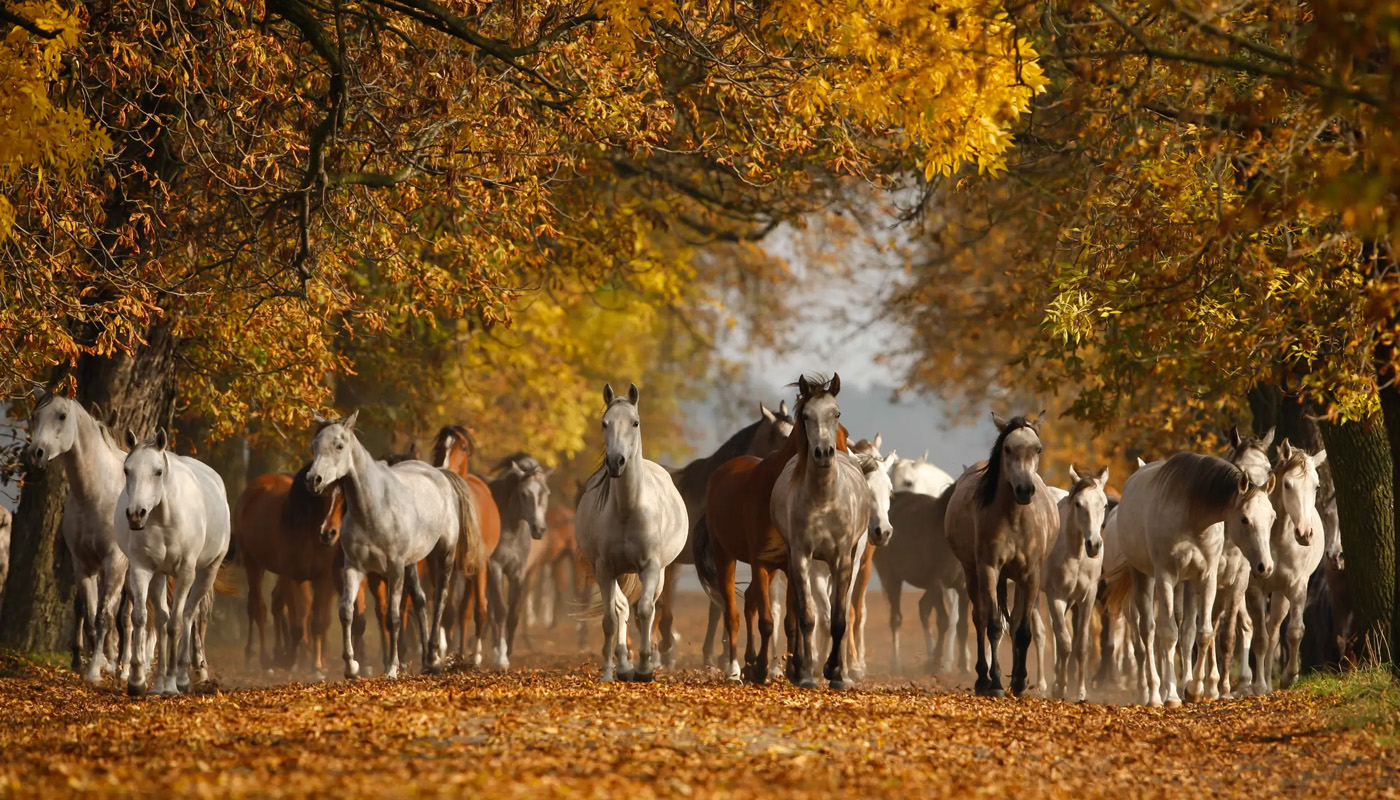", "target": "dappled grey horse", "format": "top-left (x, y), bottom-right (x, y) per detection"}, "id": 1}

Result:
top-left (306, 412), bottom-right (481, 679)
top-left (27, 392), bottom-right (131, 683)
top-left (117, 429), bottom-right (230, 696)
top-left (576, 383), bottom-right (688, 682)
top-left (486, 454), bottom-right (552, 670)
